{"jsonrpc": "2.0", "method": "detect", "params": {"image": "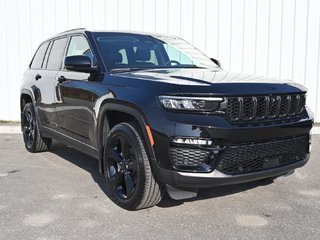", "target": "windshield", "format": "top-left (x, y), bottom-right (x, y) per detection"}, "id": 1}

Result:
top-left (94, 33), bottom-right (218, 71)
